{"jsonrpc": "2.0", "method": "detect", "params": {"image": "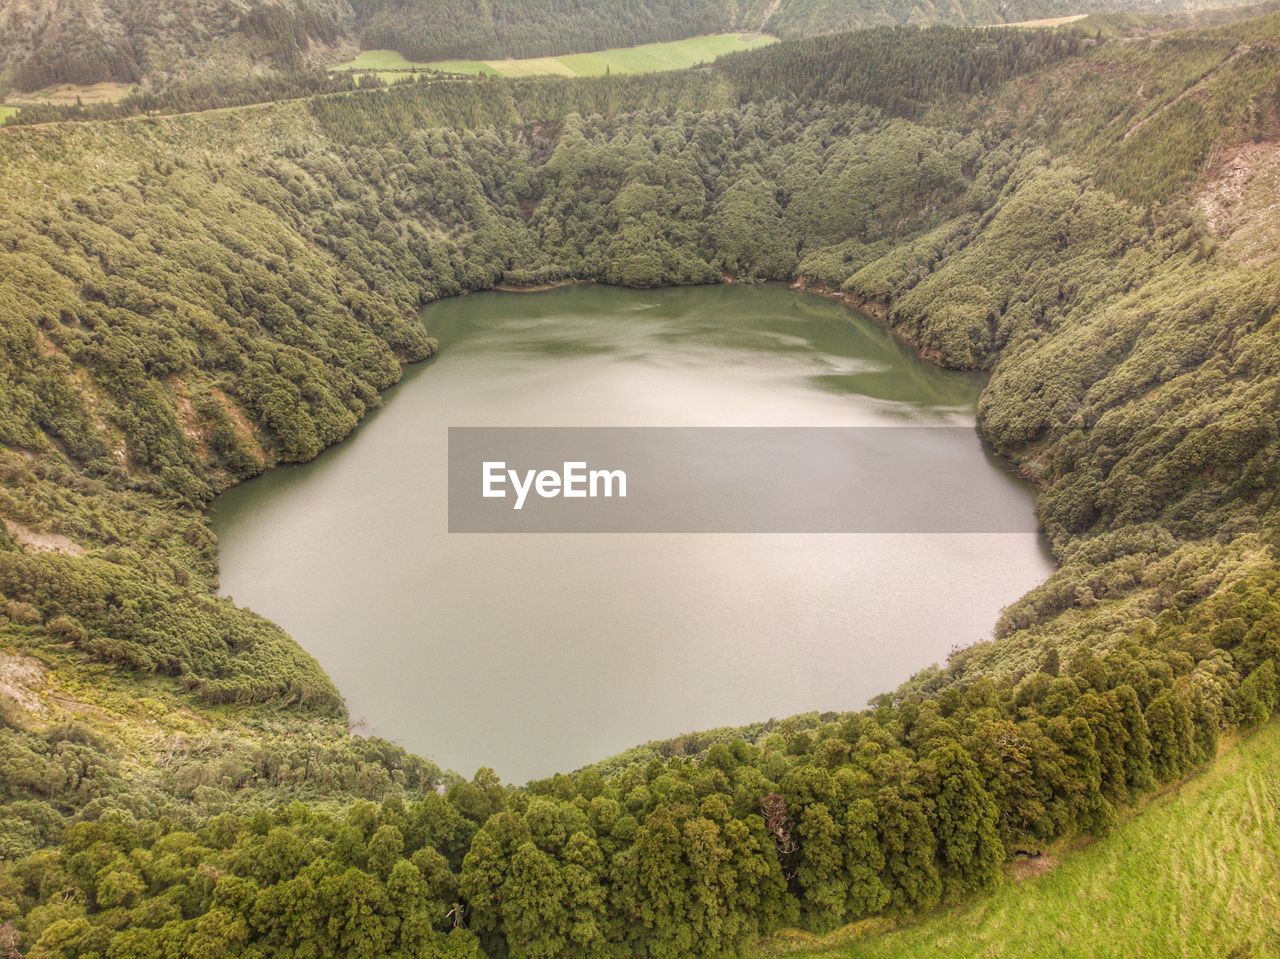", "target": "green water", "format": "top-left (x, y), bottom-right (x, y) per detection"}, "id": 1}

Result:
top-left (211, 285), bottom-right (1052, 782)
